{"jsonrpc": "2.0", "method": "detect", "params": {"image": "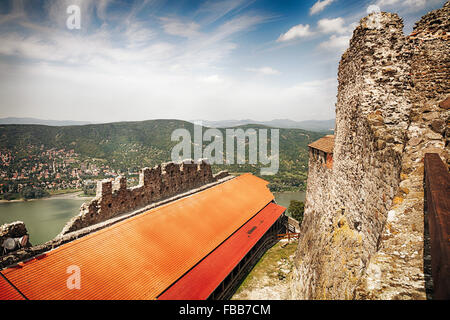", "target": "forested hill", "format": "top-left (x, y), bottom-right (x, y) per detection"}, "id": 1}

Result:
top-left (0, 120), bottom-right (328, 191)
